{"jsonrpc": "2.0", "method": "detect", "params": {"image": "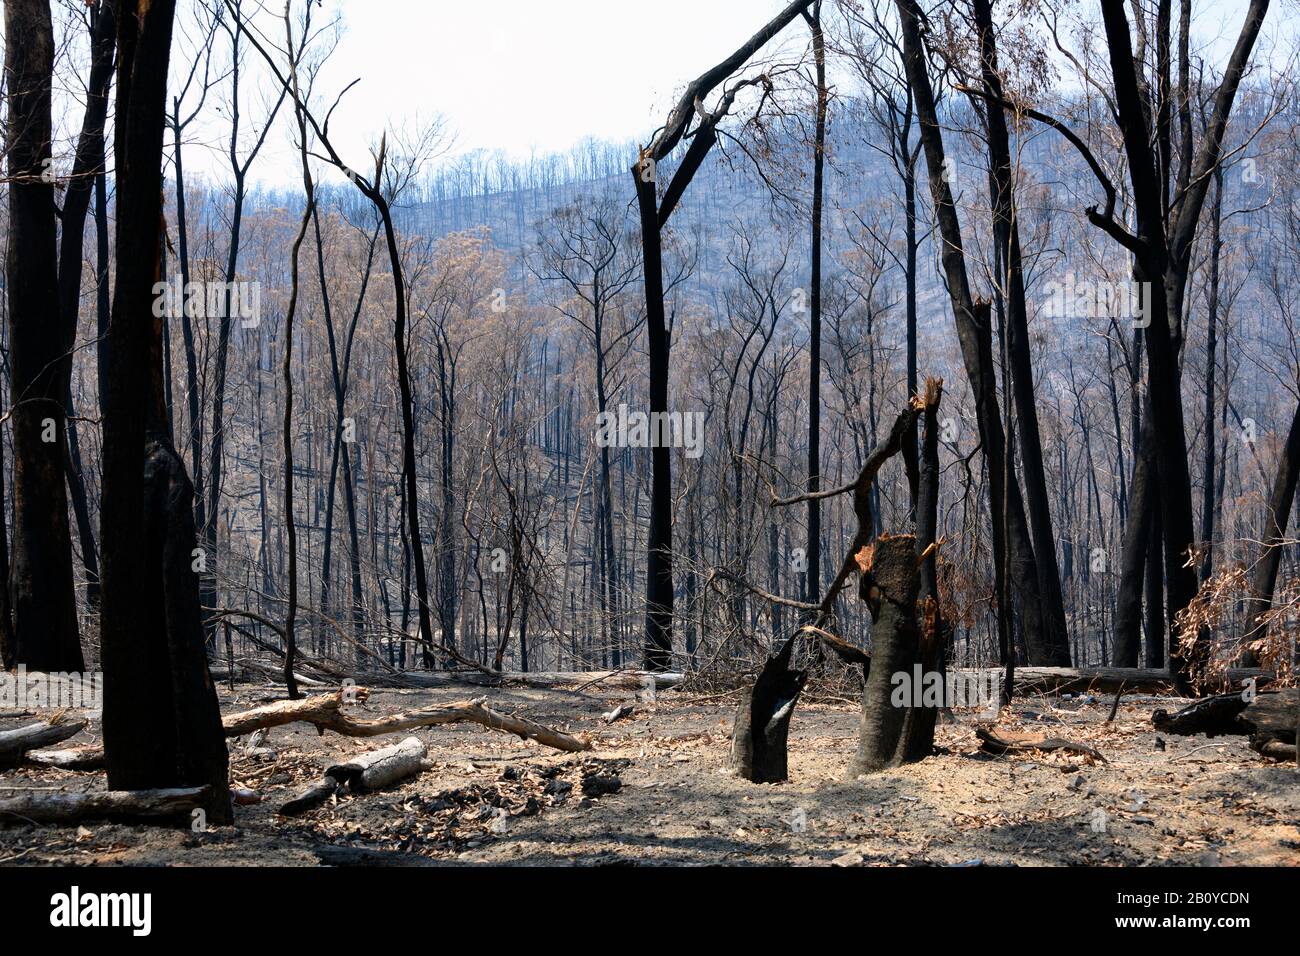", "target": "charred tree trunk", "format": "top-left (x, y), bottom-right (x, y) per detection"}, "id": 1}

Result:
top-left (1243, 399), bottom-right (1300, 660)
top-left (849, 534), bottom-right (923, 775)
top-left (804, 0), bottom-right (826, 606)
top-left (631, 0), bottom-right (816, 671)
top-left (3, 0), bottom-right (84, 671)
top-left (55, 0), bottom-right (116, 613)
top-left (895, 0), bottom-right (1058, 666)
top-left (100, 0), bottom-right (230, 826)
top-left (971, 0), bottom-right (1071, 665)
